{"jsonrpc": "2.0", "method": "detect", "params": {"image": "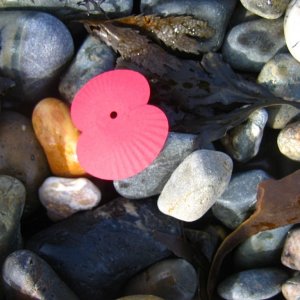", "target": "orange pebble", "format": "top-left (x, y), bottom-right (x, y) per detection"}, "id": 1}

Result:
top-left (32, 98), bottom-right (86, 177)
